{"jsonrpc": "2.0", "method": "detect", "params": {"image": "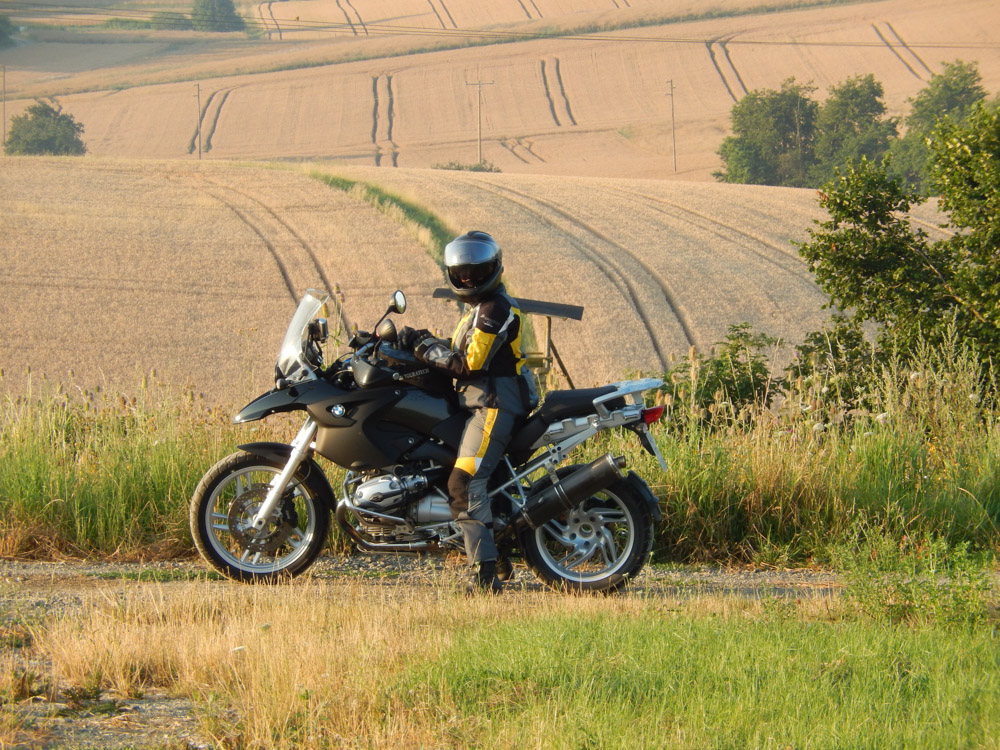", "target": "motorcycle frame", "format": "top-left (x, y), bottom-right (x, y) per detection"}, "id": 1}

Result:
top-left (335, 378), bottom-right (664, 552)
